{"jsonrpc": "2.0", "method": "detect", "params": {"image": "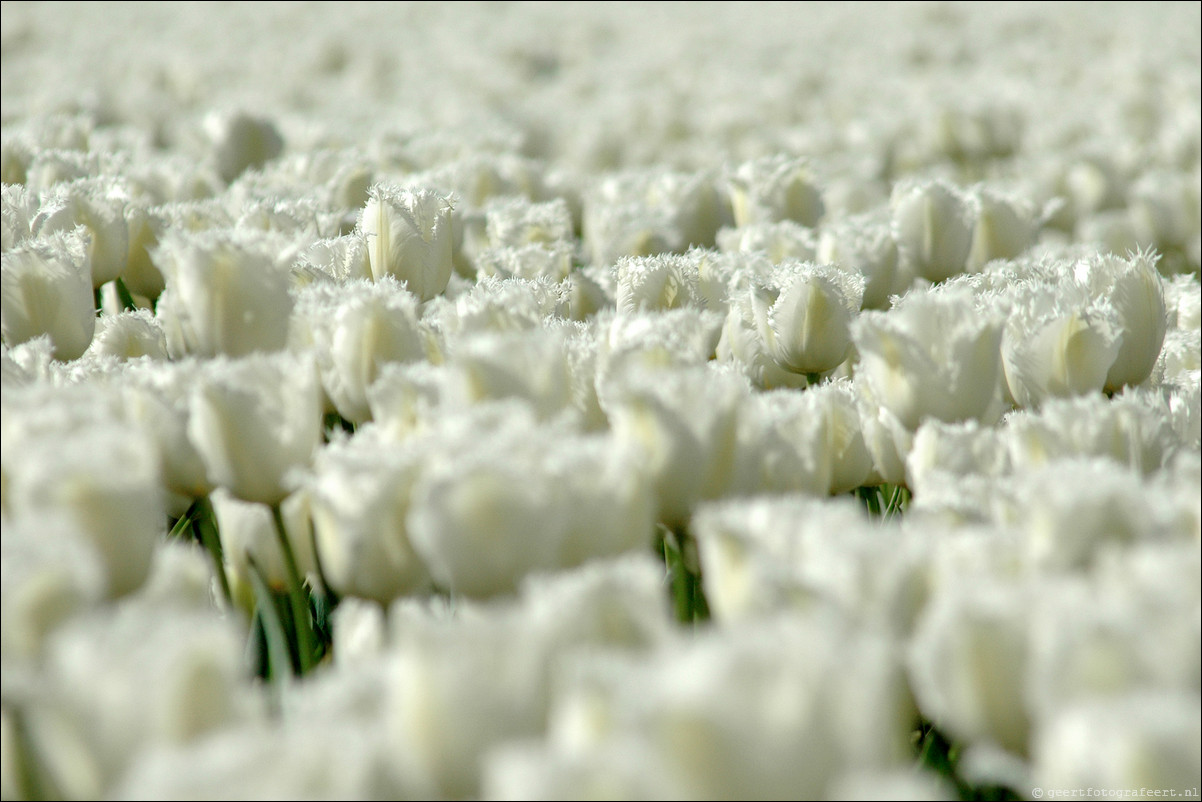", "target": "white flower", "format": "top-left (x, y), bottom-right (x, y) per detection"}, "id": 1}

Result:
top-left (1, 230), bottom-right (95, 360)
top-left (209, 489), bottom-right (315, 598)
top-left (907, 419), bottom-right (1011, 499)
top-left (407, 449), bottom-right (569, 598)
top-left (1005, 391), bottom-right (1178, 476)
top-left (891, 180), bottom-right (975, 283)
top-left (31, 177), bottom-right (130, 287)
top-left (1032, 693), bottom-right (1201, 794)
top-left (602, 365), bottom-right (746, 526)
top-left (908, 580), bottom-right (1032, 756)
top-left (727, 154), bottom-right (824, 228)
top-left (5, 422), bottom-right (164, 598)
top-left (307, 442), bottom-right (430, 604)
top-left (730, 391), bottom-right (832, 497)
top-left (360, 184), bottom-right (455, 302)
top-left (204, 110), bottom-right (284, 183)
top-left (474, 242), bottom-right (575, 282)
top-left (1001, 286), bottom-right (1122, 408)
top-left (483, 196), bottom-right (575, 250)
top-left (84, 309), bottom-right (168, 361)
top-left (748, 260), bottom-right (864, 375)
top-left (2, 183), bottom-right (39, 251)
top-left (297, 234), bottom-right (373, 283)
top-left (28, 602), bottom-right (256, 798)
top-left (967, 187), bottom-right (1040, 271)
top-left (290, 277), bottom-right (425, 423)
top-left (817, 213), bottom-right (900, 310)
top-left (152, 229), bottom-right (293, 358)
top-left (388, 606), bottom-right (551, 797)
top-left (716, 219), bottom-right (817, 263)
top-left (1074, 251), bottom-right (1167, 392)
top-left (613, 253), bottom-right (706, 314)
top-left (1, 514), bottom-right (106, 660)
top-left (187, 353), bottom-right (322, 505)
top-left (853, 288), bottom-right (1004, 430)
top-left (718, 290), bottom-right (810, 390)
top-left (450, 329), bottom-right (573, 420)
